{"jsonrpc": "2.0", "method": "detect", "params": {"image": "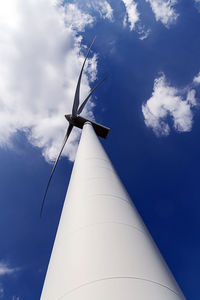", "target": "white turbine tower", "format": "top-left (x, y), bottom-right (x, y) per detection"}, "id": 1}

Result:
top-left (40, 39), bottom-right (186, 300)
